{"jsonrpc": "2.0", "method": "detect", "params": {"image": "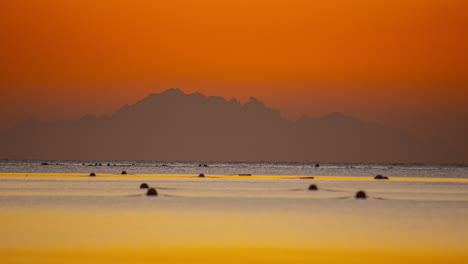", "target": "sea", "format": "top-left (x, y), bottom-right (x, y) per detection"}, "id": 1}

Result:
top-left (1, 160), bottom-right (468, 263)
top-left (1, 160), bottom-right (468, 178)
